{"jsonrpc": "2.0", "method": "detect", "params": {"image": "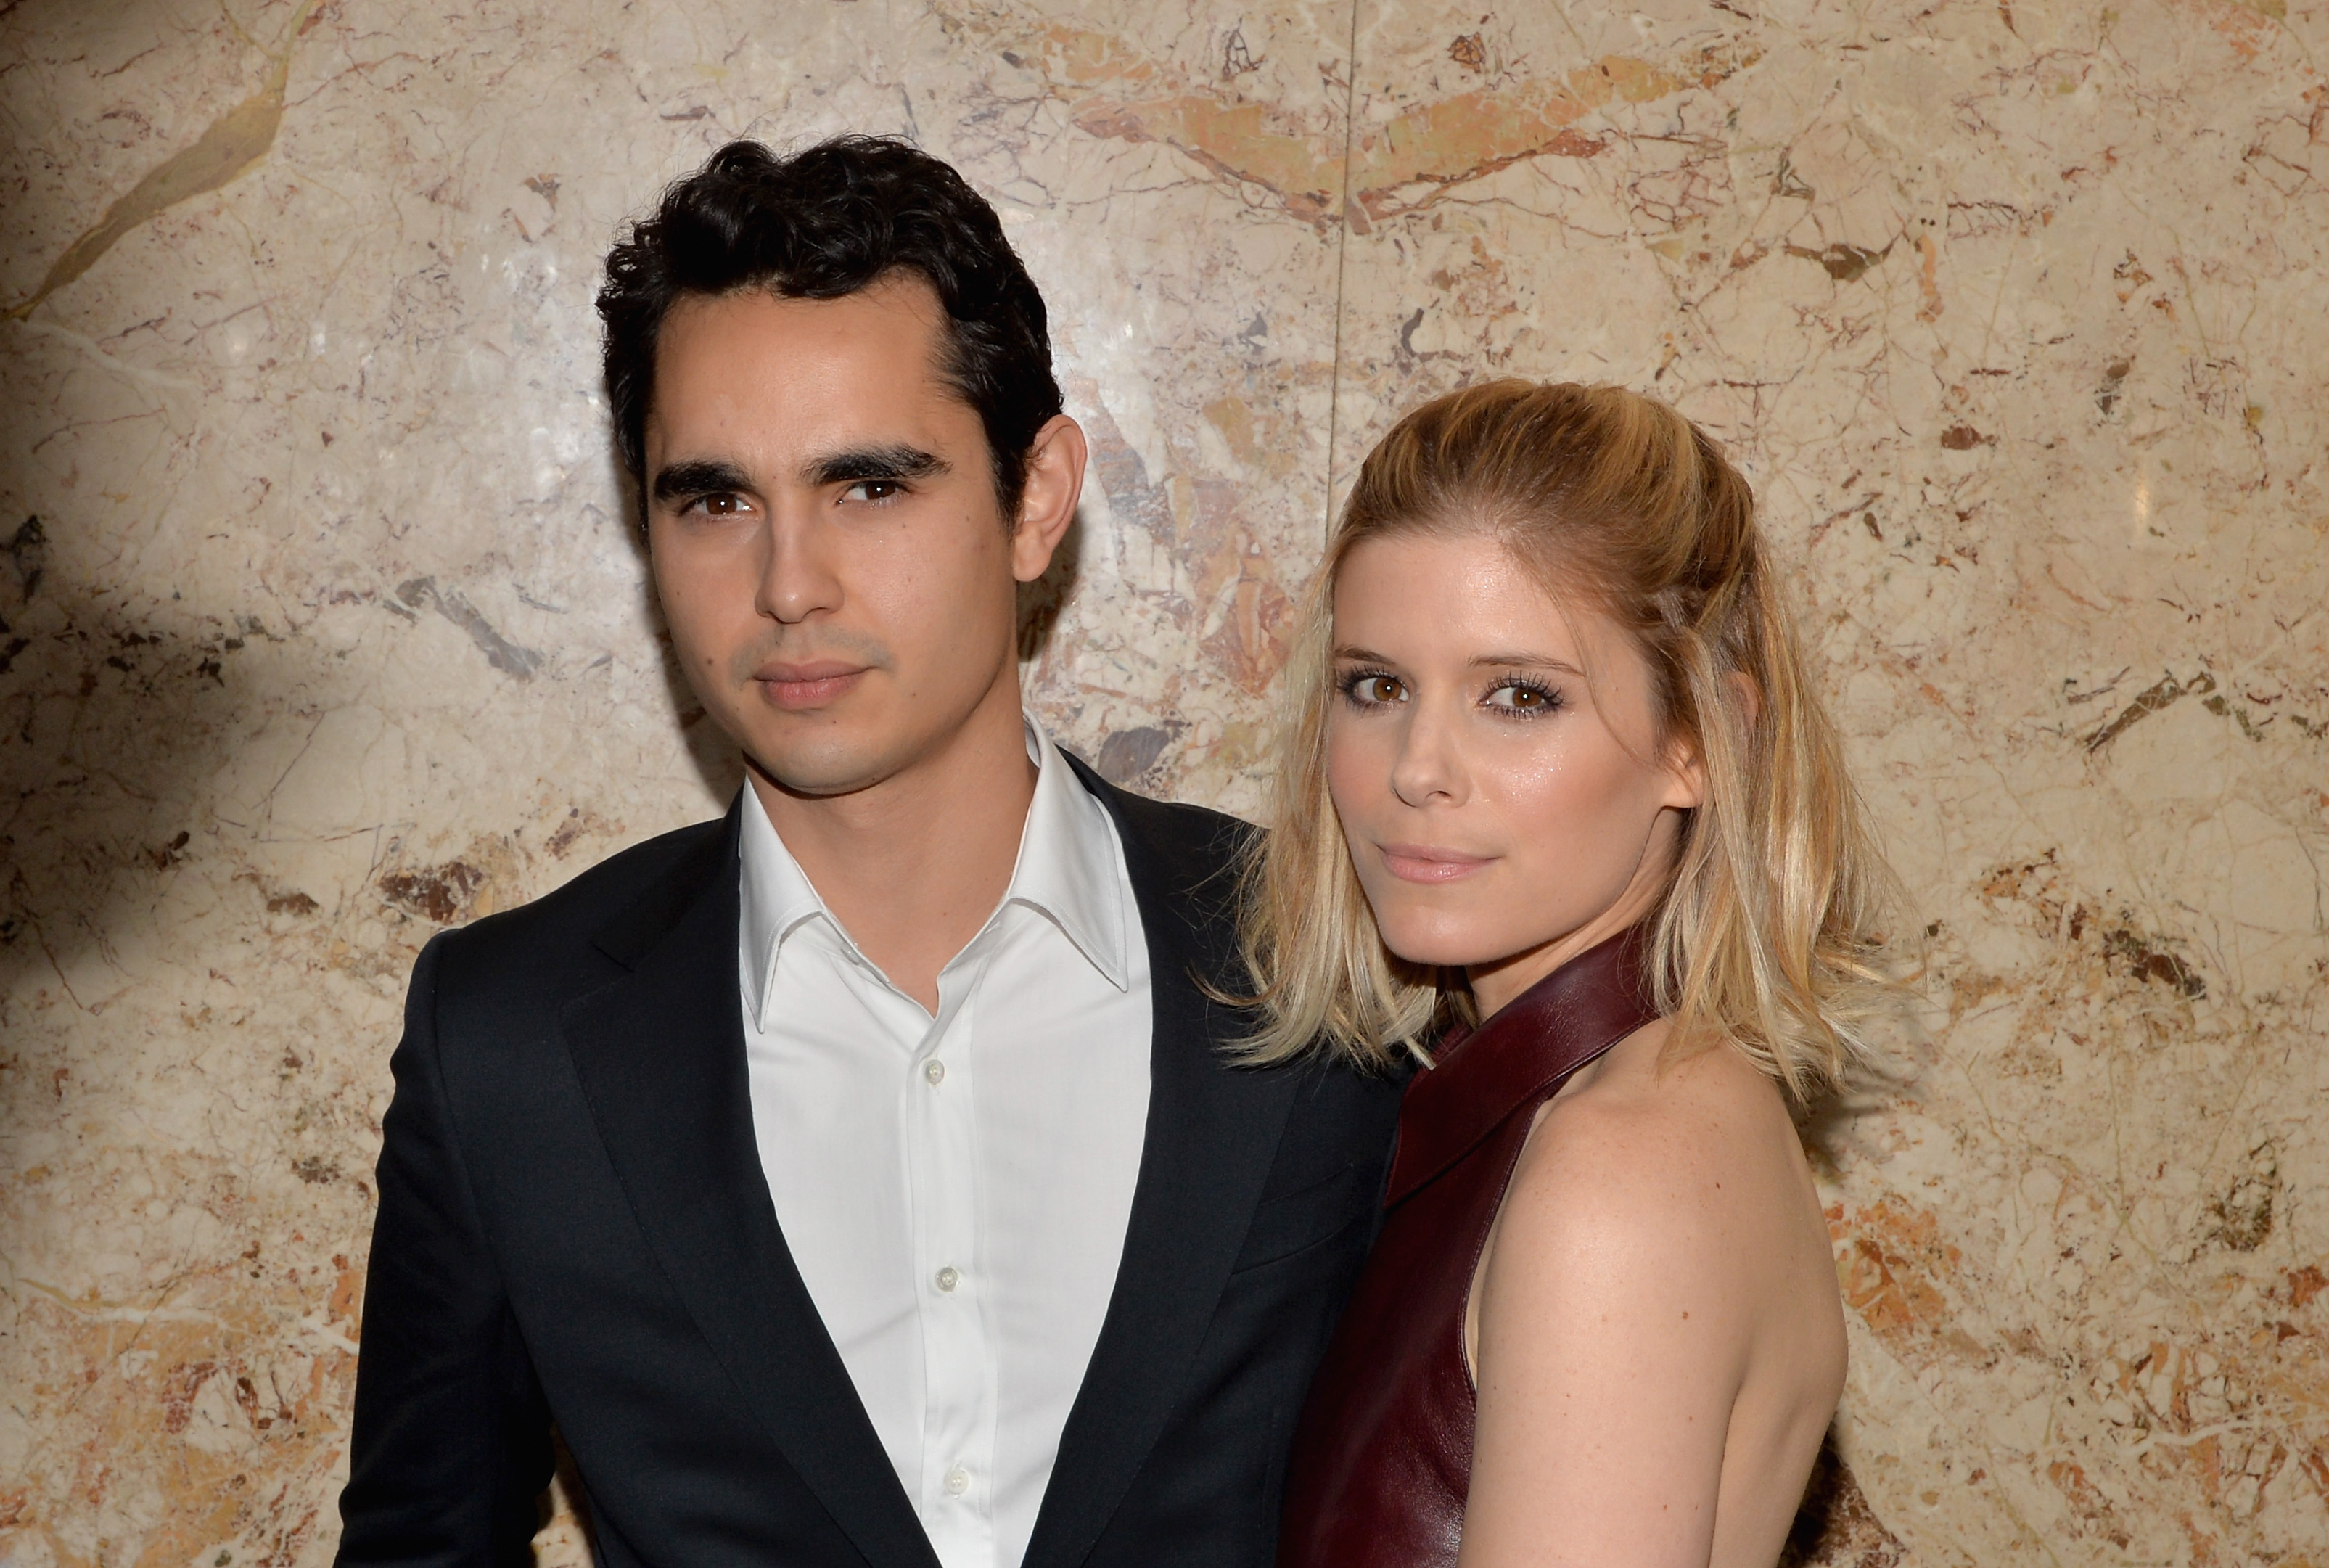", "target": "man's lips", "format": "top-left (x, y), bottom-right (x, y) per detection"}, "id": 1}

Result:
top-left (751, 661), bottom-right (871, 710)
top-left (1376, 844), bottom-right (1497, 884)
